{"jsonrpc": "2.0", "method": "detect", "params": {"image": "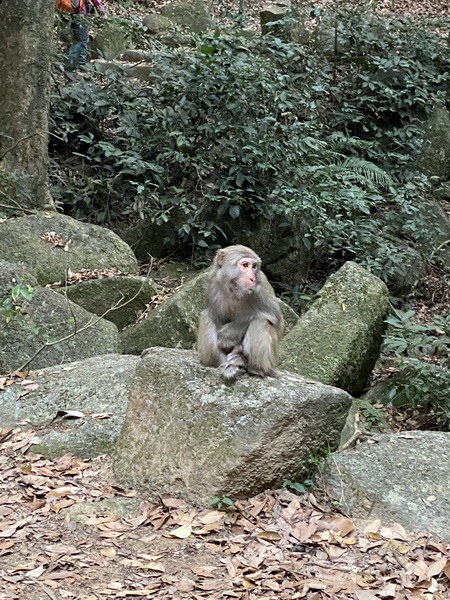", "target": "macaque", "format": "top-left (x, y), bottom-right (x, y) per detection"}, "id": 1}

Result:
top-left (197, 245), bottom-right (284, 380)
